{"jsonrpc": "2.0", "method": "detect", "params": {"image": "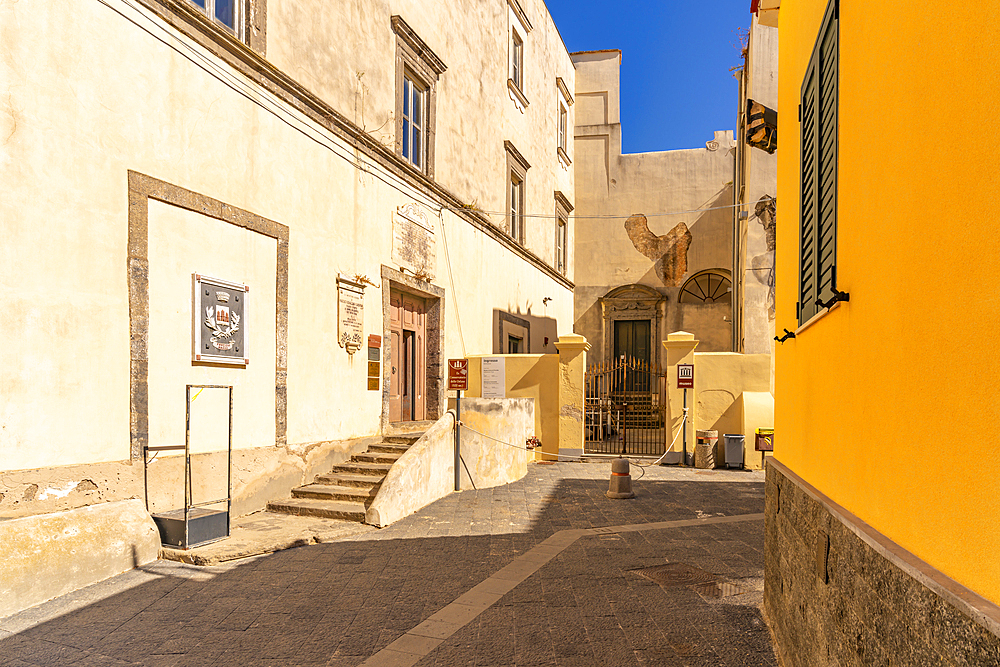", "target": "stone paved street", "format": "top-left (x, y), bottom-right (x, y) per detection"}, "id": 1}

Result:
top-left (0, 462), bottom-right (775, 667)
